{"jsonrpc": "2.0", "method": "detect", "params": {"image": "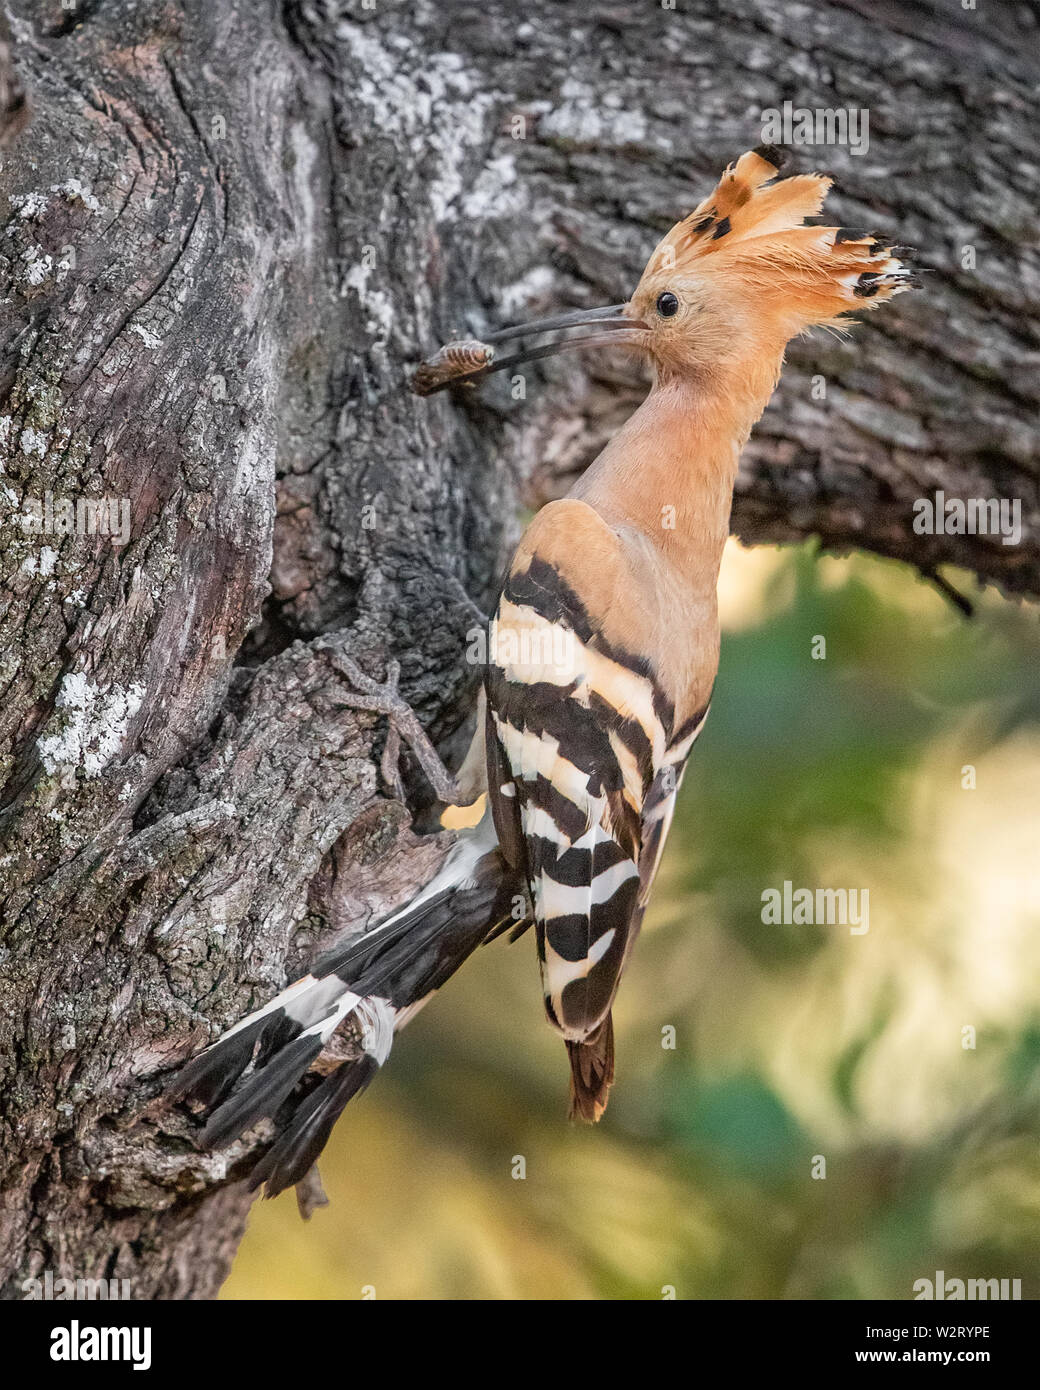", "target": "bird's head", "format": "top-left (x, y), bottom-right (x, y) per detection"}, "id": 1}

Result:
top-left (624, 145), bottom-right (917, 385)
top-left (414, 146), bottom-right (916, 396)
